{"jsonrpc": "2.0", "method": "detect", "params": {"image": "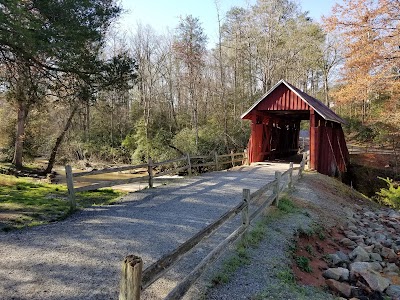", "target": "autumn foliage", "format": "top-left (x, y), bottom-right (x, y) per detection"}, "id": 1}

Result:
top-left (324, 0), bottom-right (400, 125)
